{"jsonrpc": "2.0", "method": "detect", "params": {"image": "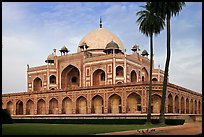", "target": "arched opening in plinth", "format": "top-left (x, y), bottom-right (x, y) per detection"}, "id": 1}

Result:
top-left (126, 92), bottom-right (141, 113)
top-left (26, 100), bottom-right (34, 115)
top-left (190, 99), bottom-right (193, 114)
top-left (108, 94), bottom-right (122, 114)
top-left (33, 77), bottom-right (42, 92)
top-left (181, 96), bottom-right (185, 114)
top-left (151, 94), bottom-right (161, 113)
top-left (152, 78), bottom-right (158, 81)
top-left (130, 70), bottom-right (137, 83)
top-left (6, 101), bottom-right (13, 115)
top-left (62, 97), bottom-right (72, 114)
top-left (93, 69), bottom-right (105, 86)
top-left (76, 96), bottom-right (87, 114)
top-left (37, 99), bottom-right (46, 114)
top-left (175, 95), bottom-right (179, 113)
top-left (168, 93), bottom-right (173, 113)
top-left (186, 98), bottom-right (189, 114)
top-left (198, 101), bottom-right (201, 114)
top-left (61, 65), bottom-right (80, 89)
top-left (195, 100), bottom-right (197, 114)
top-left (49, 98), bottom-right (58, 114)
top-left (16, 100), bottom-right (23, 115)
top-left (91, 95), bottom-right (103, 114)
